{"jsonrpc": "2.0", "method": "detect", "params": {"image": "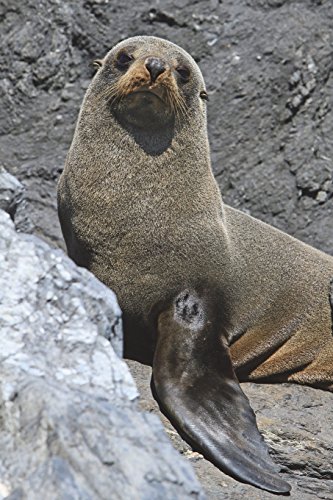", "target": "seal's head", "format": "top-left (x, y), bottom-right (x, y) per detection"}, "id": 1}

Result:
top-left (92, 36), bottom-right (208, 131)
